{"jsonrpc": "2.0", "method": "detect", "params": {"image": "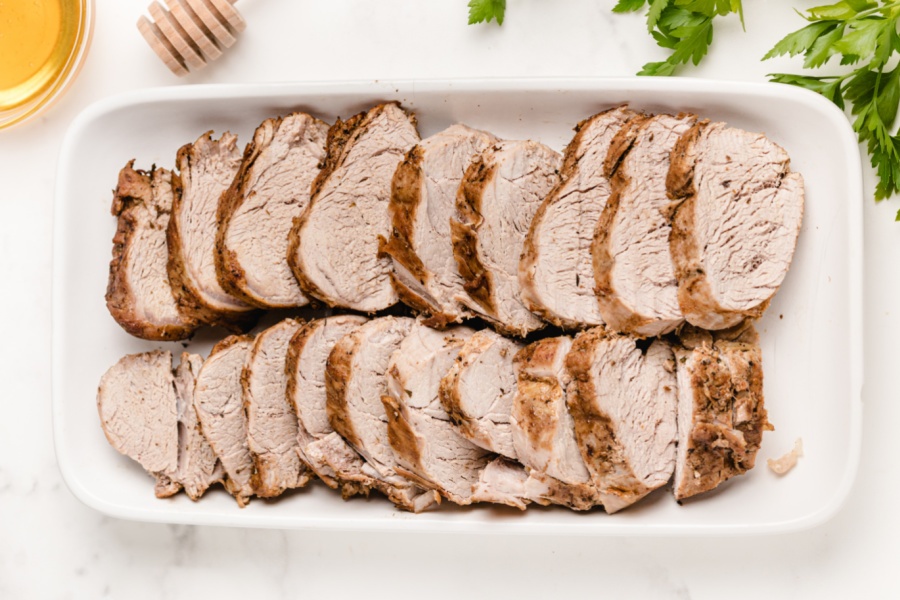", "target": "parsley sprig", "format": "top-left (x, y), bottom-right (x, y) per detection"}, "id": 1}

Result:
top-left (765, 1), bottom-right (900, 207)
top-left (612, 1), bottom-right (744, 76)
top-left (468, 0), bottom-right (507, 25)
